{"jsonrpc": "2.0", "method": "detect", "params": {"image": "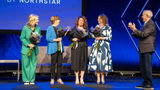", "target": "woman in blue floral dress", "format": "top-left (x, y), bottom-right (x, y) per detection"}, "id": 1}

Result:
top-left (88, 14), bottom-right (113, 84)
